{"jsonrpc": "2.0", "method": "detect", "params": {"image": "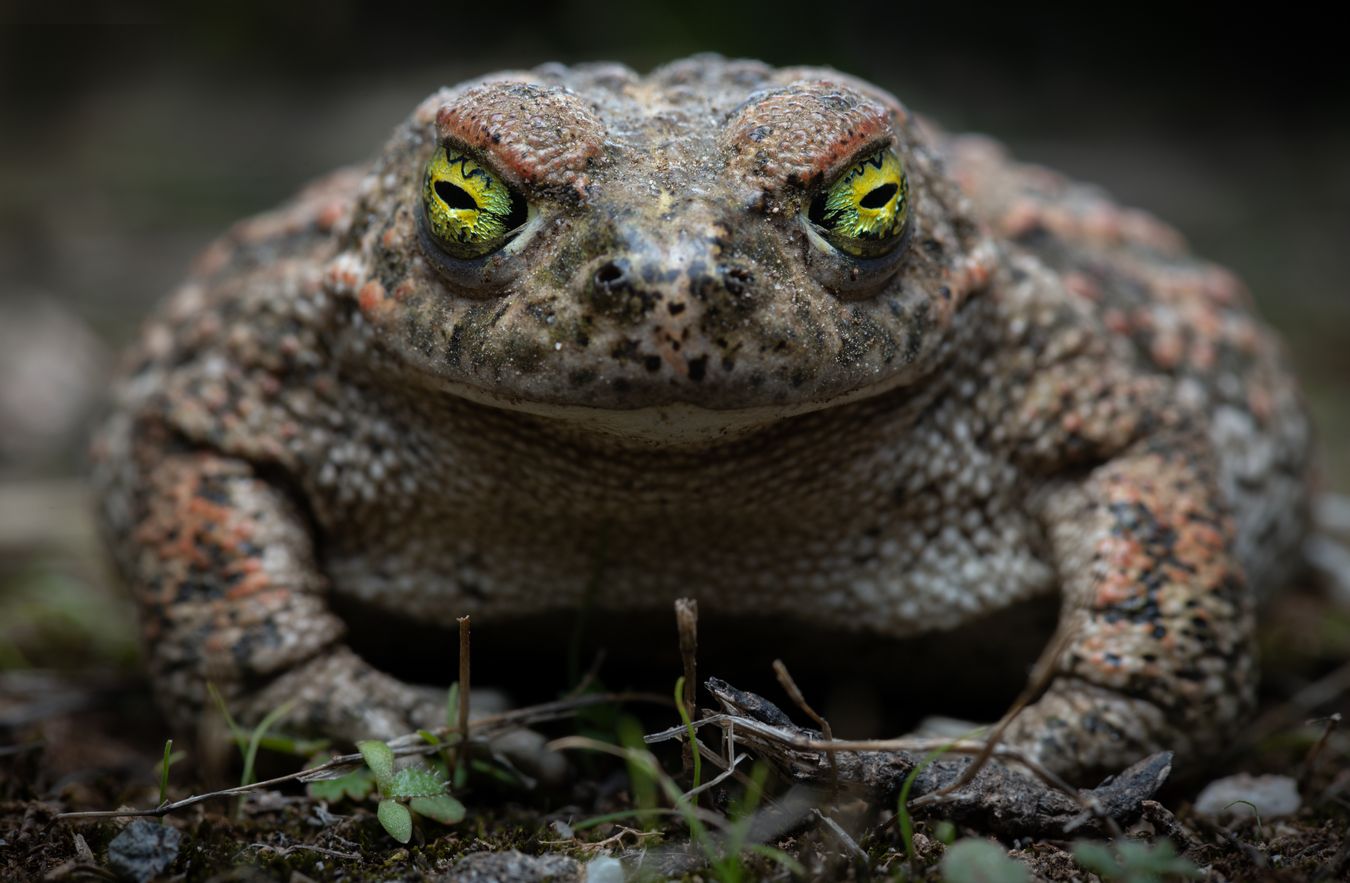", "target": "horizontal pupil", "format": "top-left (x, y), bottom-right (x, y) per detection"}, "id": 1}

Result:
top-left (434, 180), bottom-right (479, 211)
top-left (860, 183), bottom-right (897, 210)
